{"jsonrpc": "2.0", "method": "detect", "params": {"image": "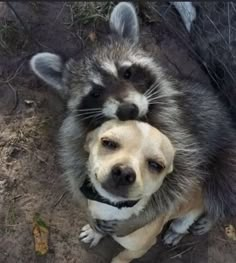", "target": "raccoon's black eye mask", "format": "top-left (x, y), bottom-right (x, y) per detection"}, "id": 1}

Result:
top-left (80, 177), bottom-right (139, 209)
